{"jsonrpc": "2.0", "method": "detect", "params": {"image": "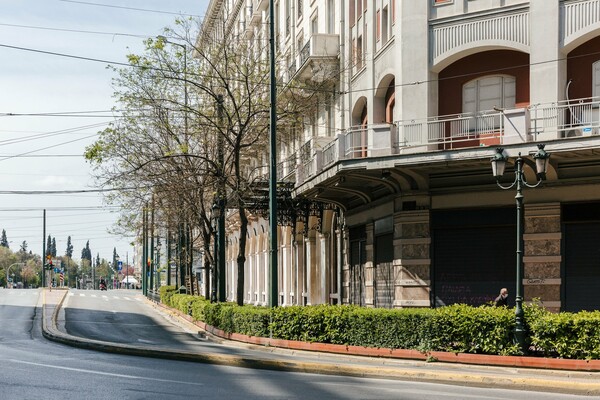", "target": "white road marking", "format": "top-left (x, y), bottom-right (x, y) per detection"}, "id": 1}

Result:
top-left (79, 293), bottom-right (85, 297)
top-left (91, 294), bottom-right (97, 298)
top-left (7, 359), bottom-right (204, 386)
top-left (68, 293), bottom-right (74, 296)
top-left (124, 297), bottom-right (131, 301)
